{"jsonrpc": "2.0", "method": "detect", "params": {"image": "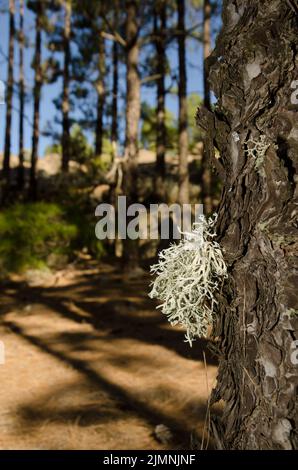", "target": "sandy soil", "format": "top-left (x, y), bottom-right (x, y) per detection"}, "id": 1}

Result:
top-left (0, 262), bottom-right (218, 450)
